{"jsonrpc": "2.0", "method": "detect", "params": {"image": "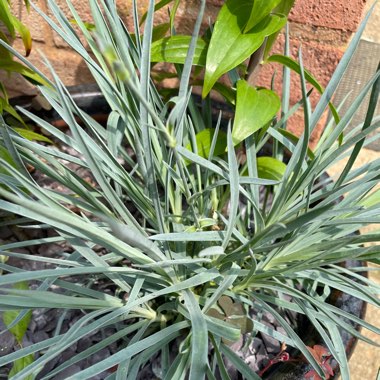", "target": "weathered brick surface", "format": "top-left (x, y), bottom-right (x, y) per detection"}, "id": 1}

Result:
top-left (36, 45), bottom-right (94, 86)
top-left (2, 0), bottom-right (368, 107)
top-left (189, 0), bottom-right (367, 32)
top-left (255, 33), bottom-right (344, 140)
top-left (289, 0), bottom-right (367, 32)
top-left (257, 35), bottom-right (344, 108)
top-left (285, 109), bottom-right (329, 148)
top-left (50, 0), bottom-right (98, 48)
top-left (288, 23), bottom-right (352, 47)
top-left (3, 39), bottom-right (93, 97)
top-left (10, 0), bottom-right (50, 43)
